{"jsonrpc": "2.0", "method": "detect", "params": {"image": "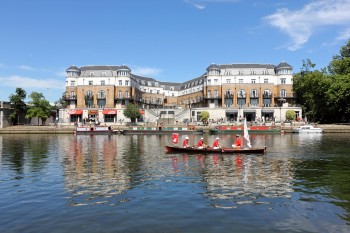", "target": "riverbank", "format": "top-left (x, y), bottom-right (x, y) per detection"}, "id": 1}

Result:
top-left (1, 124), bottom-right (350, 134)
